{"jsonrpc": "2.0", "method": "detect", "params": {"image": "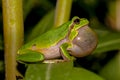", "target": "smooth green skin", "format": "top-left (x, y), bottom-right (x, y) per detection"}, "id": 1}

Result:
top-left (17, 16), bottom-right (89, 63)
